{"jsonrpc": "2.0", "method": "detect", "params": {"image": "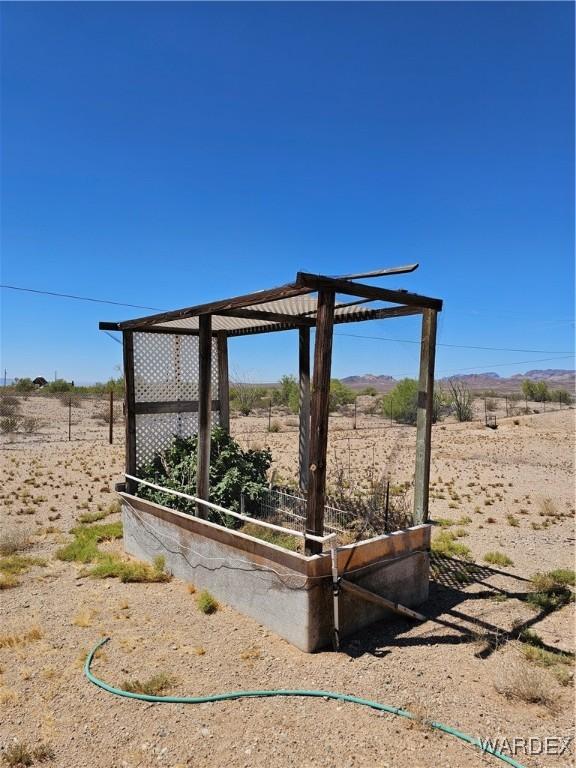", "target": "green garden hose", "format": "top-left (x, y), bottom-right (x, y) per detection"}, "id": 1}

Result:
top-left (84, 638), bottom-right (526, 768)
